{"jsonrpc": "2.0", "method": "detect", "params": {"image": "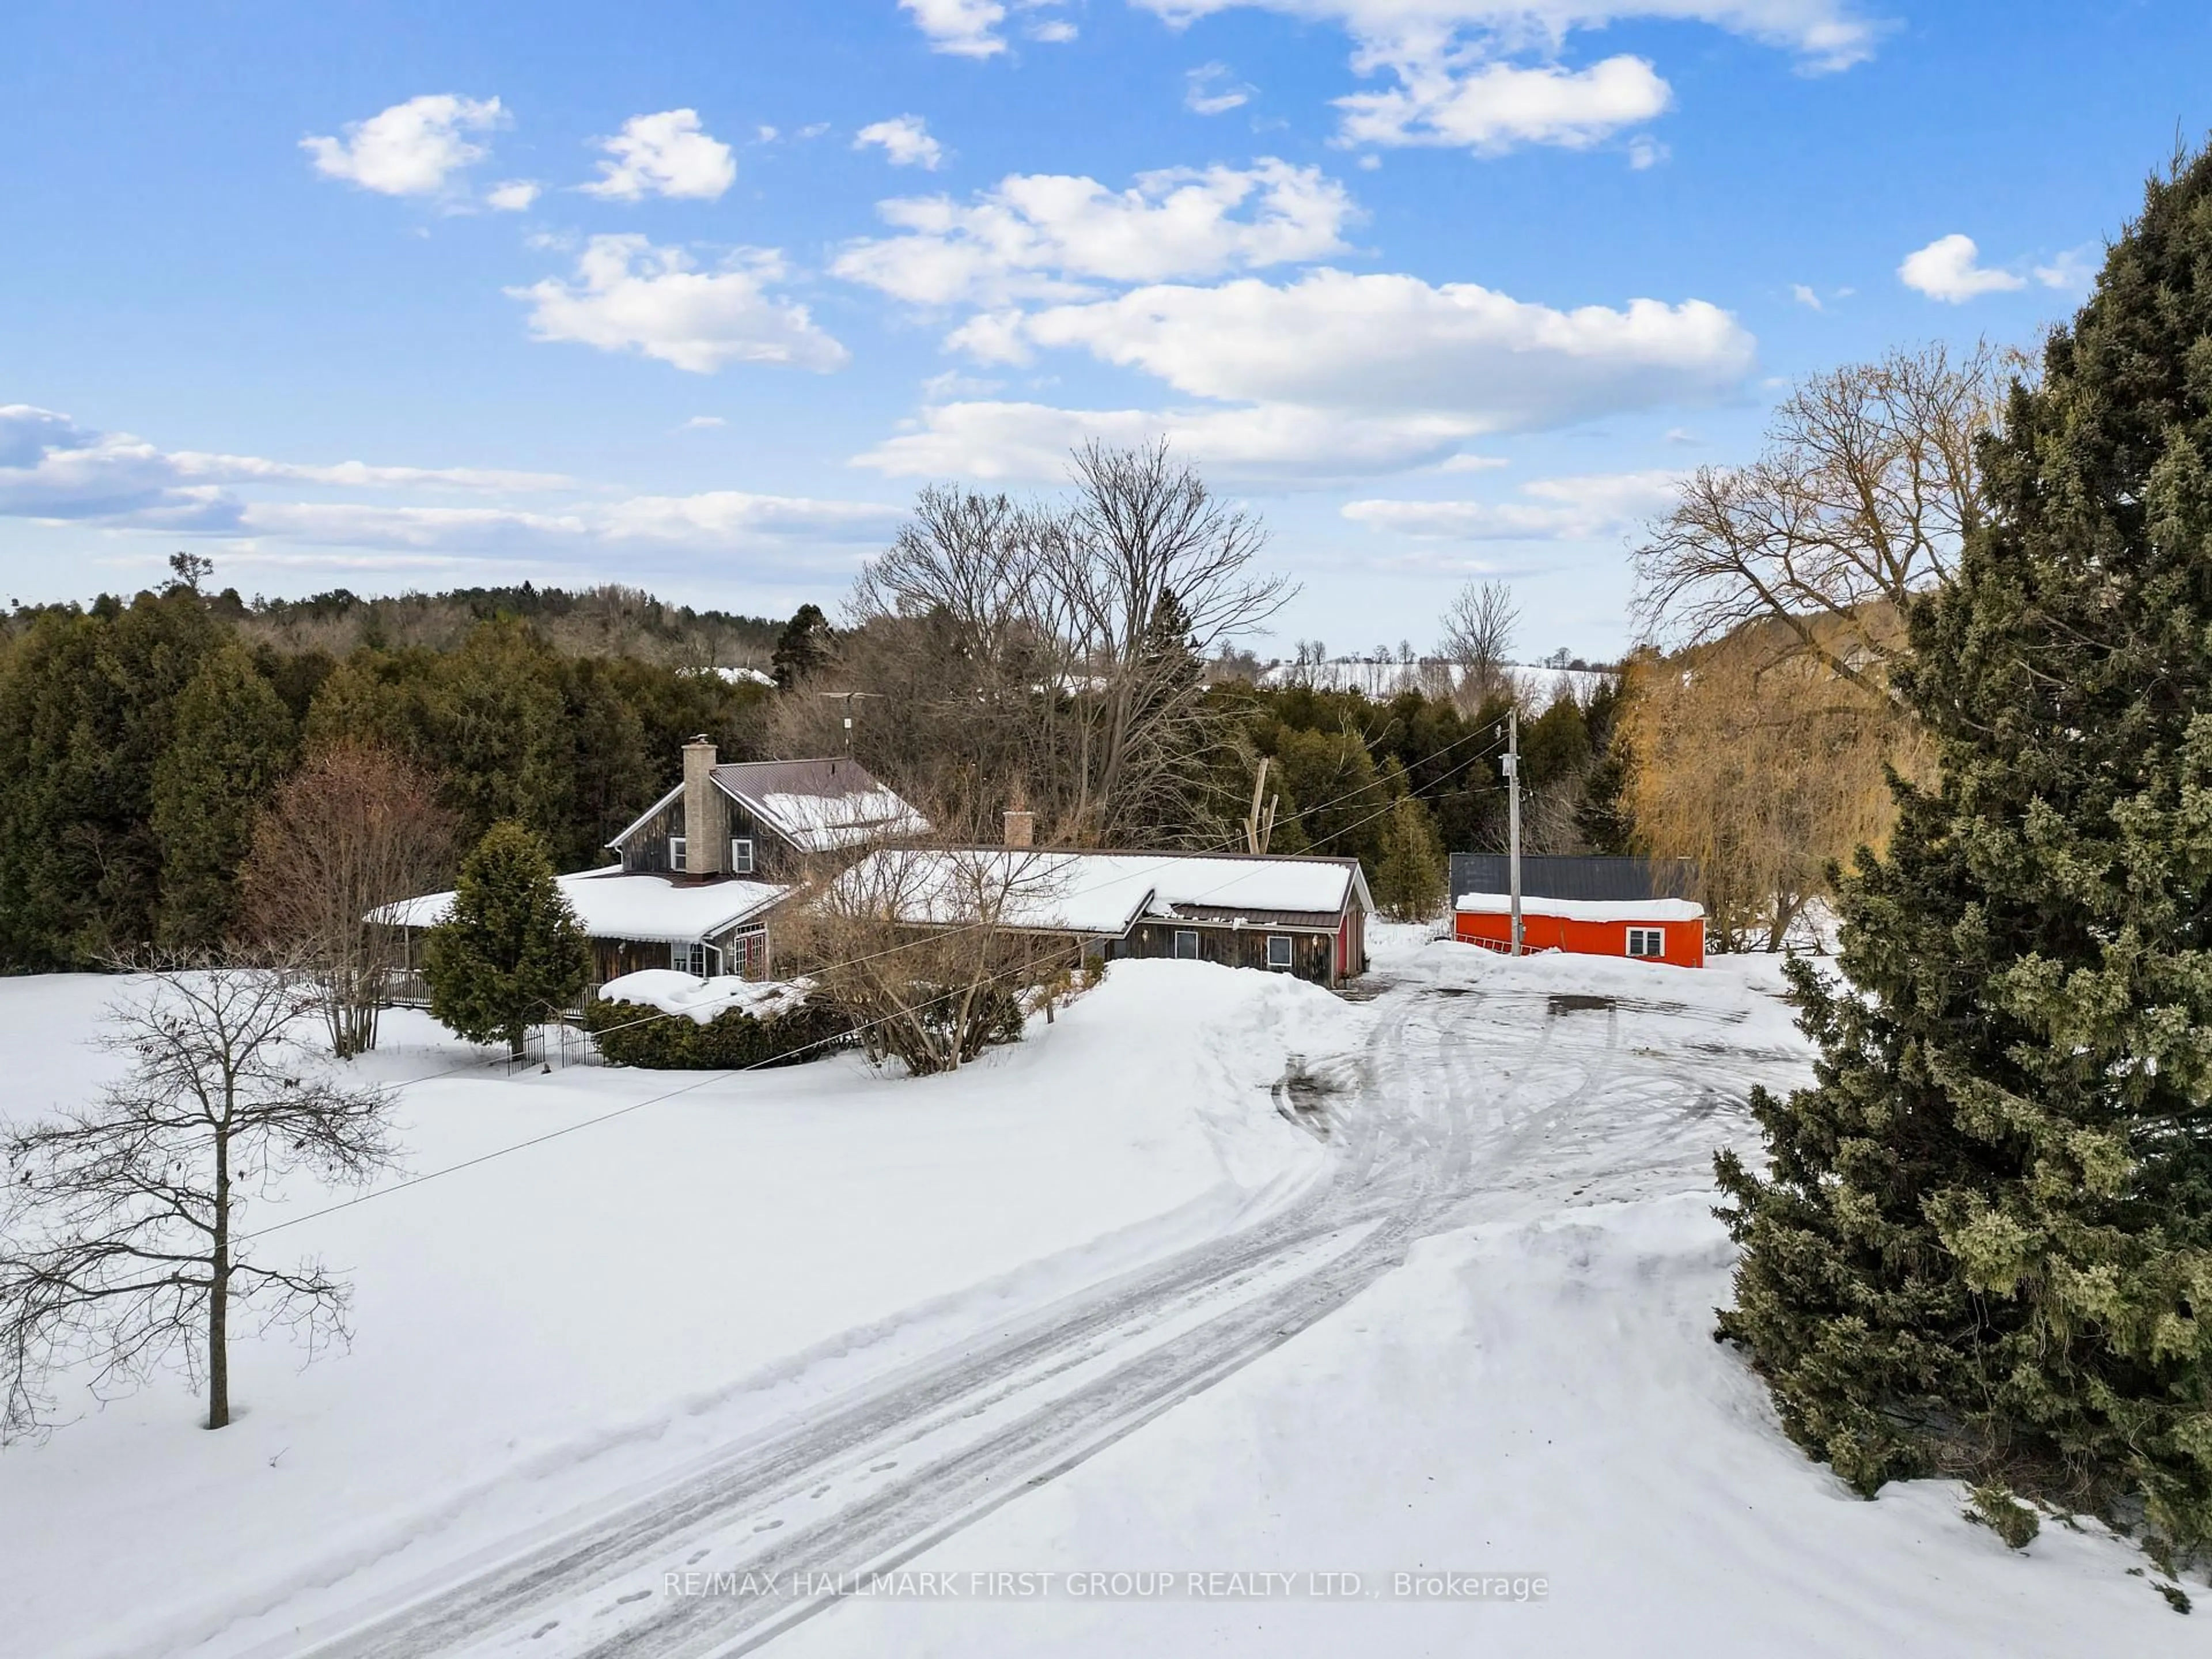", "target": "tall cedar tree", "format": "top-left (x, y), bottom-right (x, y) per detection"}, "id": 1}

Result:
top-left (151, 642), bottom-right (297, 949)
top-left (1715, 149), bottom-right (2212, 1547)
top-left (422, 821), bottom-right (590, 1059)
top-left (771, 604), bottom-right (832, 691)
top-left (1373, 790), bottom-right (1448, 921)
